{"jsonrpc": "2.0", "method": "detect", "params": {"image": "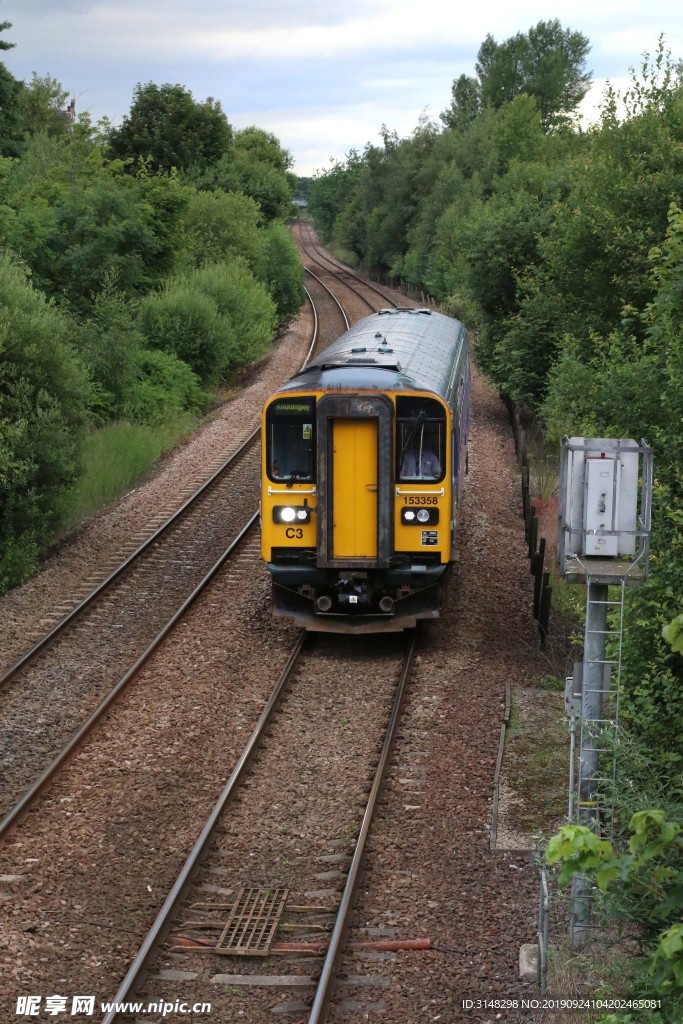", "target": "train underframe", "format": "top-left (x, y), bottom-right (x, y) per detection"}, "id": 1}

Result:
top-left (267, 558), bottom-right (450, 634)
